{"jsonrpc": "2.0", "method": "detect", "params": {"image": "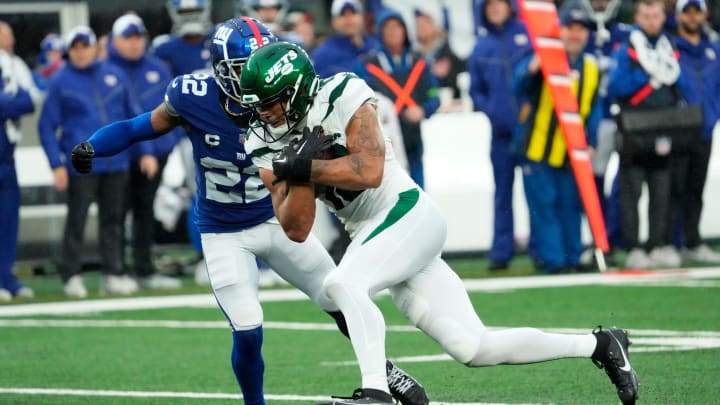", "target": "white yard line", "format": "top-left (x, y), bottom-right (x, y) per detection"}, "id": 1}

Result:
top-left (1, 267), bottom-right (719, 318)
top-left (0, 387), bottom-right (539, 404)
